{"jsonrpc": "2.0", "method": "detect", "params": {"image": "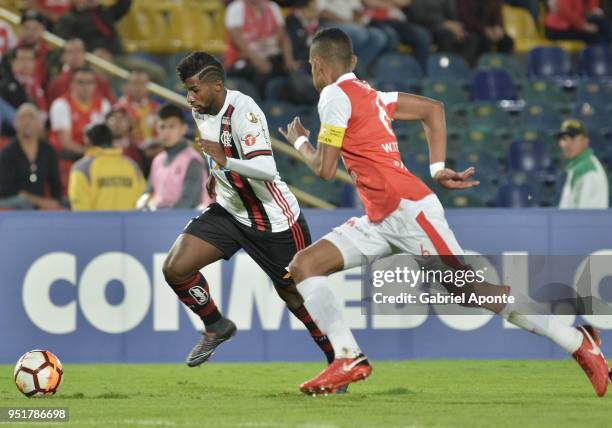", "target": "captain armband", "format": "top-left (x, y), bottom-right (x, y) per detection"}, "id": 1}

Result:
top-left (317, 123), bottom-right (346, 148)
